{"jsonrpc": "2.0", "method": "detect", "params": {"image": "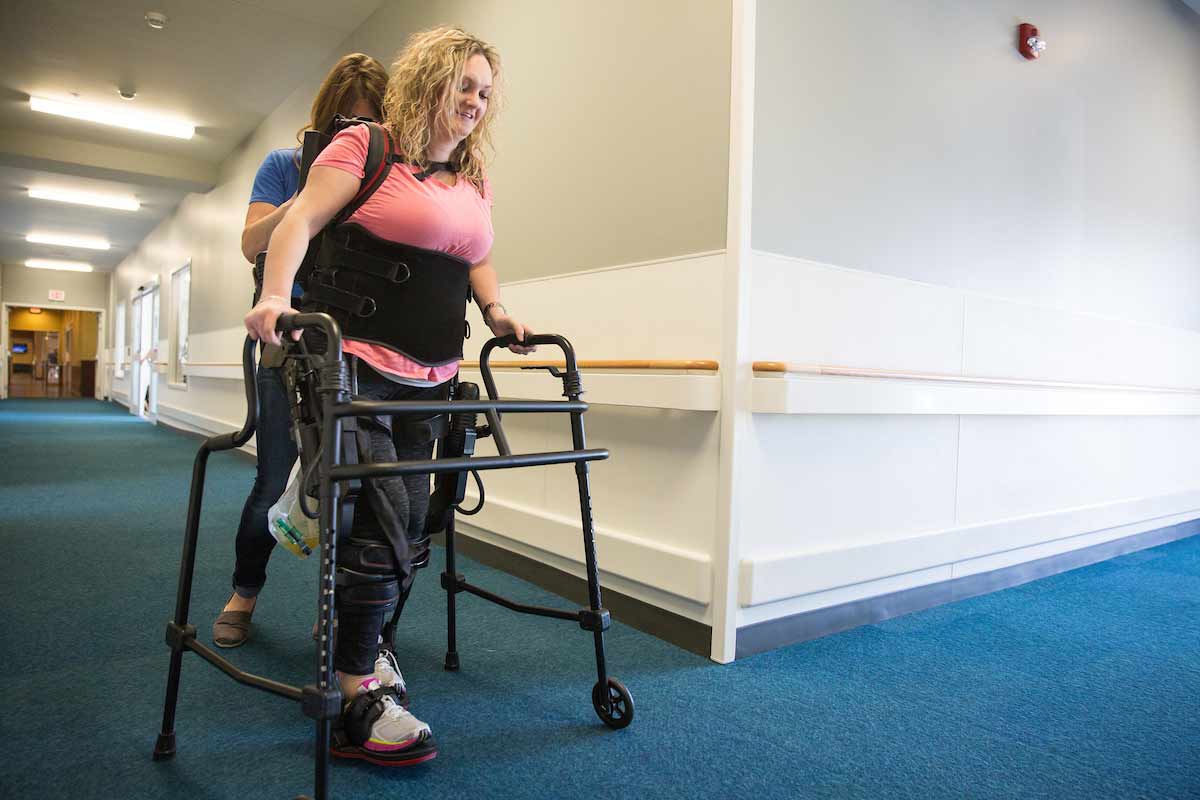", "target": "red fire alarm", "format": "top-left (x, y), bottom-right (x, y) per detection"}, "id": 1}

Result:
top-left (1018, 23), bottom-right (1047, 60)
